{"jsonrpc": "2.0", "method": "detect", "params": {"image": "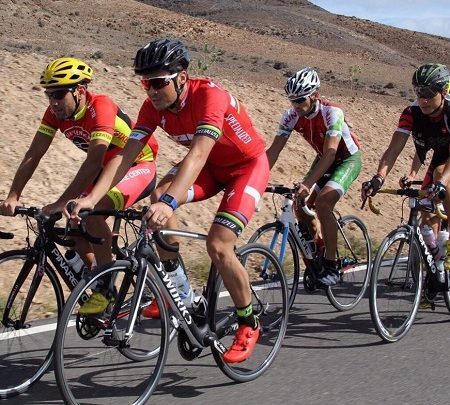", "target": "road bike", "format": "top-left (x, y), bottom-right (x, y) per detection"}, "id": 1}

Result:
top-left (54, 207), bottom-right (289, 404)
top-left (0, 206), bottom-right (161, 399)
top-left (368, 184), bottom-right (450, 342)
top-left (249, 185), bottom-right (372, 311)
